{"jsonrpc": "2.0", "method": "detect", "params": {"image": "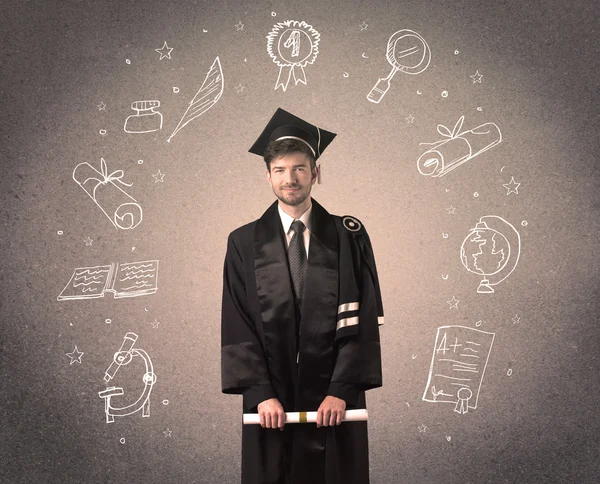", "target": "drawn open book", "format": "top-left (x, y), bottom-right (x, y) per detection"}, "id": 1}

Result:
top-left (57, 260), bottom-right (159, 301)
